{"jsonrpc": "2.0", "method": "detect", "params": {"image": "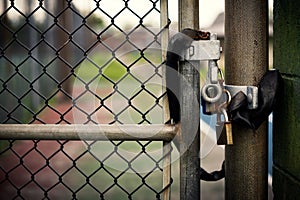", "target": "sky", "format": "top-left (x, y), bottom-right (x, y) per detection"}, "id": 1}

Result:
top-left (72, 0), bottom-right (273, 28)
top-left (71, 0), bottom-right (225, 28)
top-left (3, 0), bottom-right (273, 29)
